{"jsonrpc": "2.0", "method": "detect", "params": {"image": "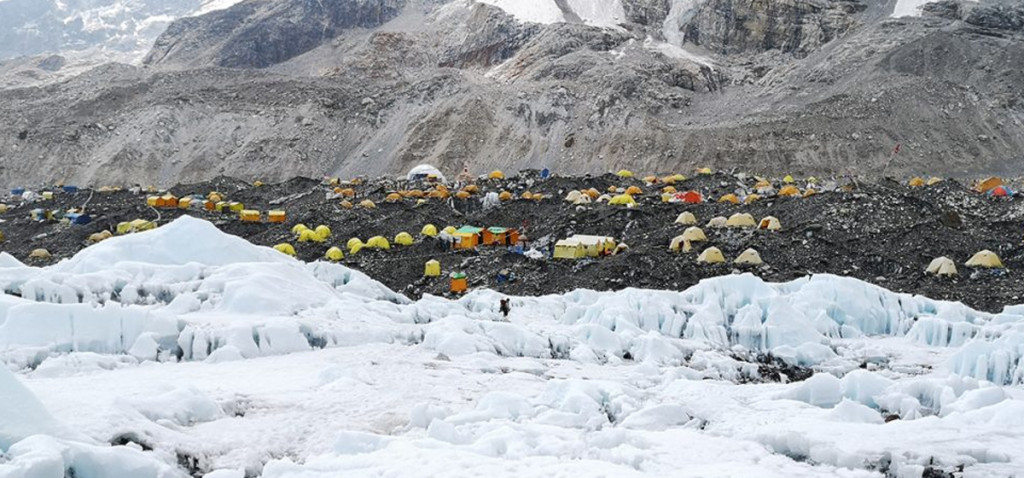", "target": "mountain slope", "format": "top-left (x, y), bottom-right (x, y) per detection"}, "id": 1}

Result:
top-left (1, 0), bottom-right (1023, 186)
